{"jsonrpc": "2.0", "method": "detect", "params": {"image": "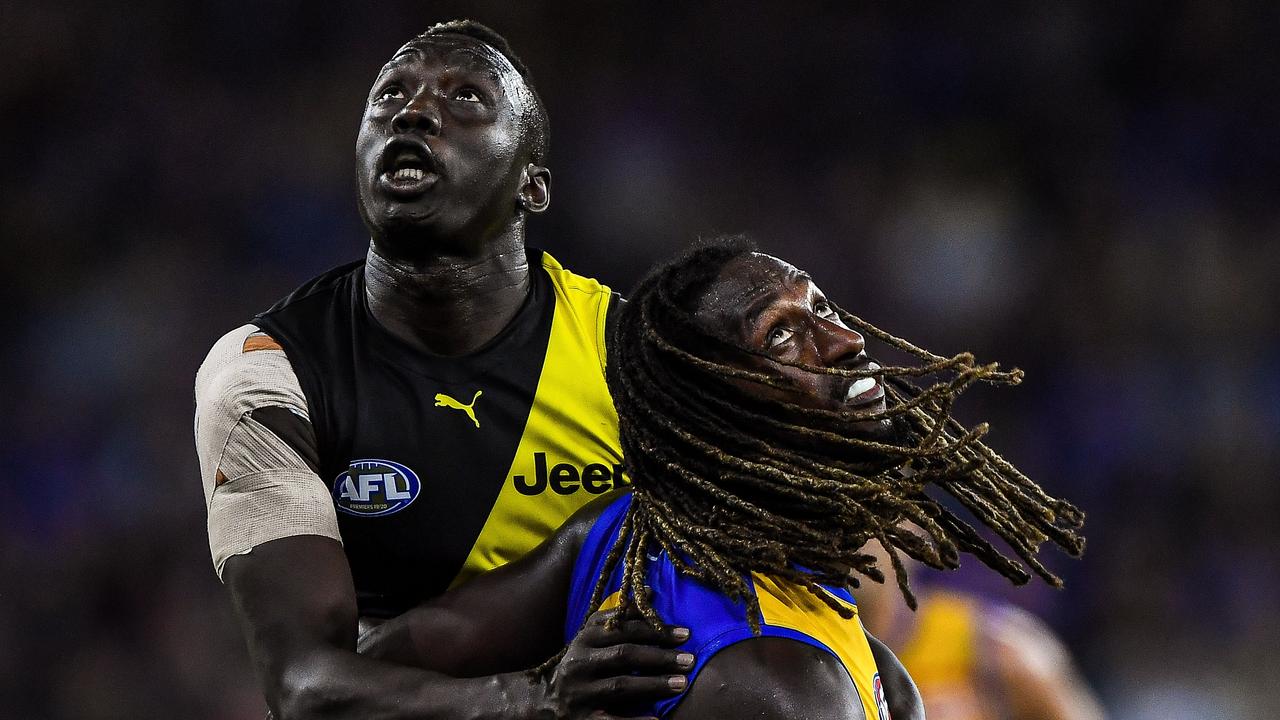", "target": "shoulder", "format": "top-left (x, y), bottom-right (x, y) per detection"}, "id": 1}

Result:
top-left (557, 490), bottom-right (629, 557)
top-left (672, 636), bottom-right (866, 720)
top-left (257, 260), bottom-right (364, 317)
top-left (536, 250), bottom-right (621, 367)
top-left (537, 250), bottom-right (614, 299)
top-left (196, 324), bottom-right (308, 423)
